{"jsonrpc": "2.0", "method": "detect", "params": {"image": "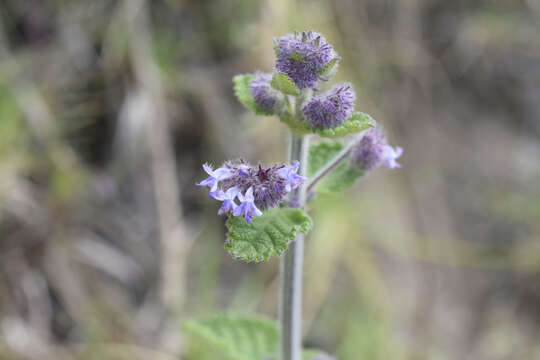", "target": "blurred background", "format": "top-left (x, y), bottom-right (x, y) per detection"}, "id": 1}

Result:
top-left (0, 0), bottom-right (539, 359)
